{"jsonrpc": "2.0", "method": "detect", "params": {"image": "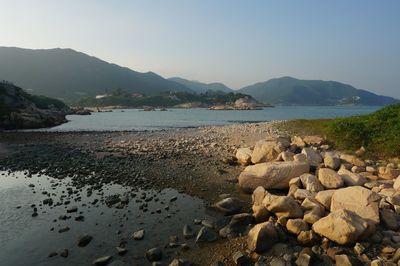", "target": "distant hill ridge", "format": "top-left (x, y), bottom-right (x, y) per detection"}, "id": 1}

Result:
top-left (0, 47), bottom-right (397, 105)
top-left (239, 76), bottom-right (398, 106)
